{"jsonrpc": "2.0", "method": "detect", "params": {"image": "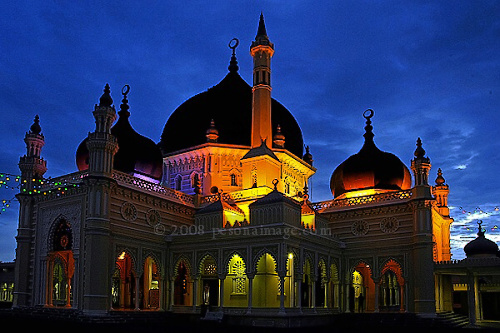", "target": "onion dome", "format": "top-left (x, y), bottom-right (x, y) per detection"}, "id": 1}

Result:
top-left (303, 145), bottom-right (313, 166)
top-left (206, 119), bottom-right (219, 143)
top-left (435, 168), bottom-right (445, 186)
top-left (273, 124), bottom-right (285, 148)
top-left (464, 221), bottom-right (499, 258)
top-left (76, 85), bottom-right (163, 182)
top-left (330, 110), bottom-right (412, 198)
top-left (158, 41), bottom-right (304, 158)
top-left (30, 115), bottom-right (42, 135)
